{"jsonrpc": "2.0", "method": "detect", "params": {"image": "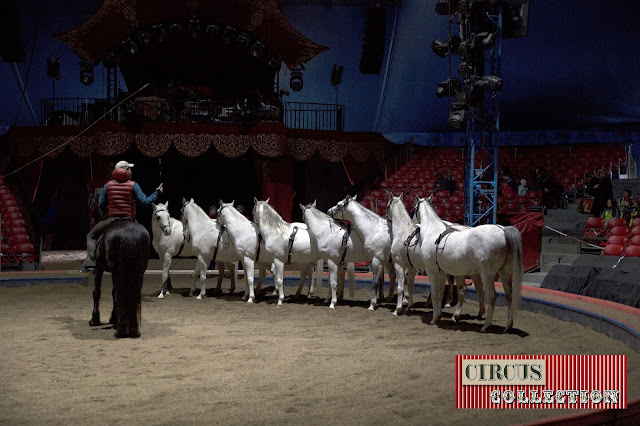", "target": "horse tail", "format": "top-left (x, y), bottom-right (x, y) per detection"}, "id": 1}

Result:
top-left (346, 262), bottom-right (355, 298)
top-left (504, 226), bottom-right (523, 316)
